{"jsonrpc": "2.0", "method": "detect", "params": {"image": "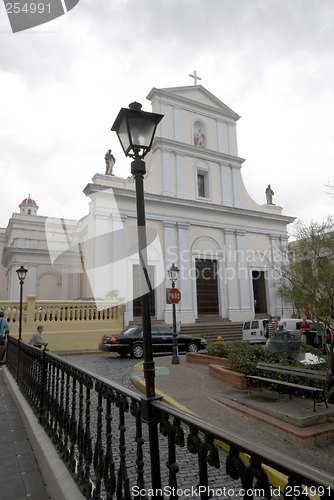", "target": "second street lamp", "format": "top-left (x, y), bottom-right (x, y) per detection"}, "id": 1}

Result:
top-left (16, 265), bottom-right (28, 341)
top-left (168, 263), bottom-right (180, 364)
